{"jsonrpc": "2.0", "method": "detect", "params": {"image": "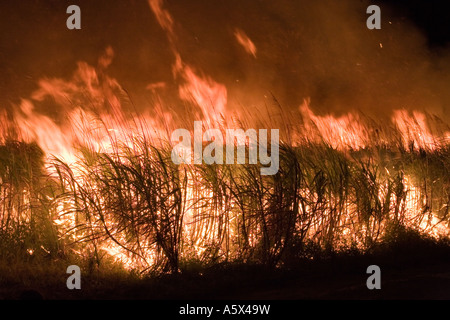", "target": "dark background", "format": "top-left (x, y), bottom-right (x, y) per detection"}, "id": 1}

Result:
top-left (380, 0), bottom-right (450, 48)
